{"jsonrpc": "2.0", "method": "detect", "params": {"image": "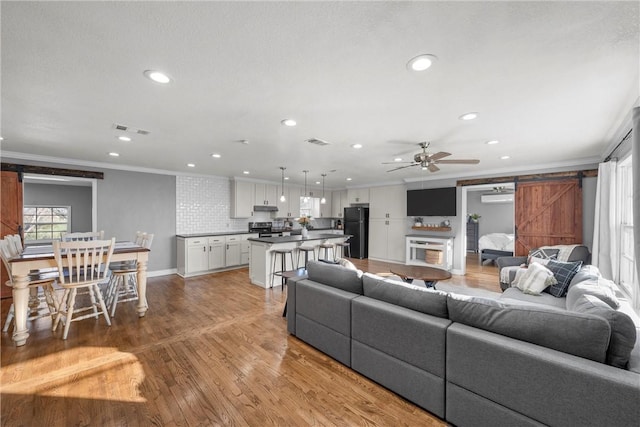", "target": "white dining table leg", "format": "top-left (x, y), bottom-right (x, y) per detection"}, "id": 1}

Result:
top-left (136, 257), bottom-right (148, 317)
top-left (11, 274), bottom-right (31, 346)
